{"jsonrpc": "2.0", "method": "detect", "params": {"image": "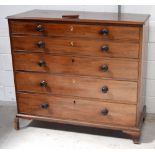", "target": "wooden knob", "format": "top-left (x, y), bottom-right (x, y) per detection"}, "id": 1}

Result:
top-left (40, 80), bottom-right (48, 87)
top-left (102, 86), bottom-right (109, 93)
top-left (37, 41), bottom-right (45, 48)
top-left (101, 45), bottom-right (109, 52)
top-left (41, 103), bottom-right (49, 109)
top-left (101, 29), bottom-right (109, 35)
top-left (36, 25), bottom-right (44, 32)
top-left (38, 60), bottom-right (46, 67)
top-left (101, 108), bottom-right (109, 115)
top-left (101, 64), bottom-right (108, 72)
